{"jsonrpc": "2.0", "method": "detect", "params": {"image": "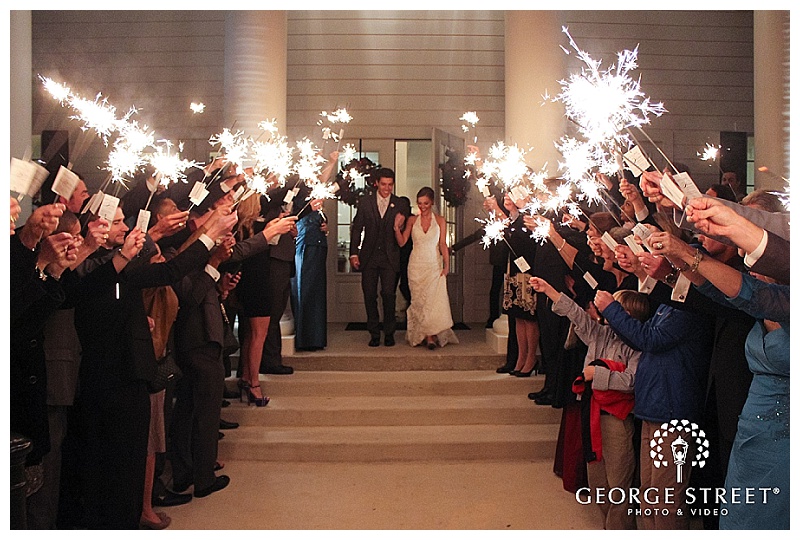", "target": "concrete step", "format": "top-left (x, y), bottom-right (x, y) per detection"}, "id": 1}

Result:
top-left (220, 394), bottom-right (562, 427)
top-left (232, 370), bottom-right (546, 397)
top-left (218, 424), bottom-right (558, 462)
